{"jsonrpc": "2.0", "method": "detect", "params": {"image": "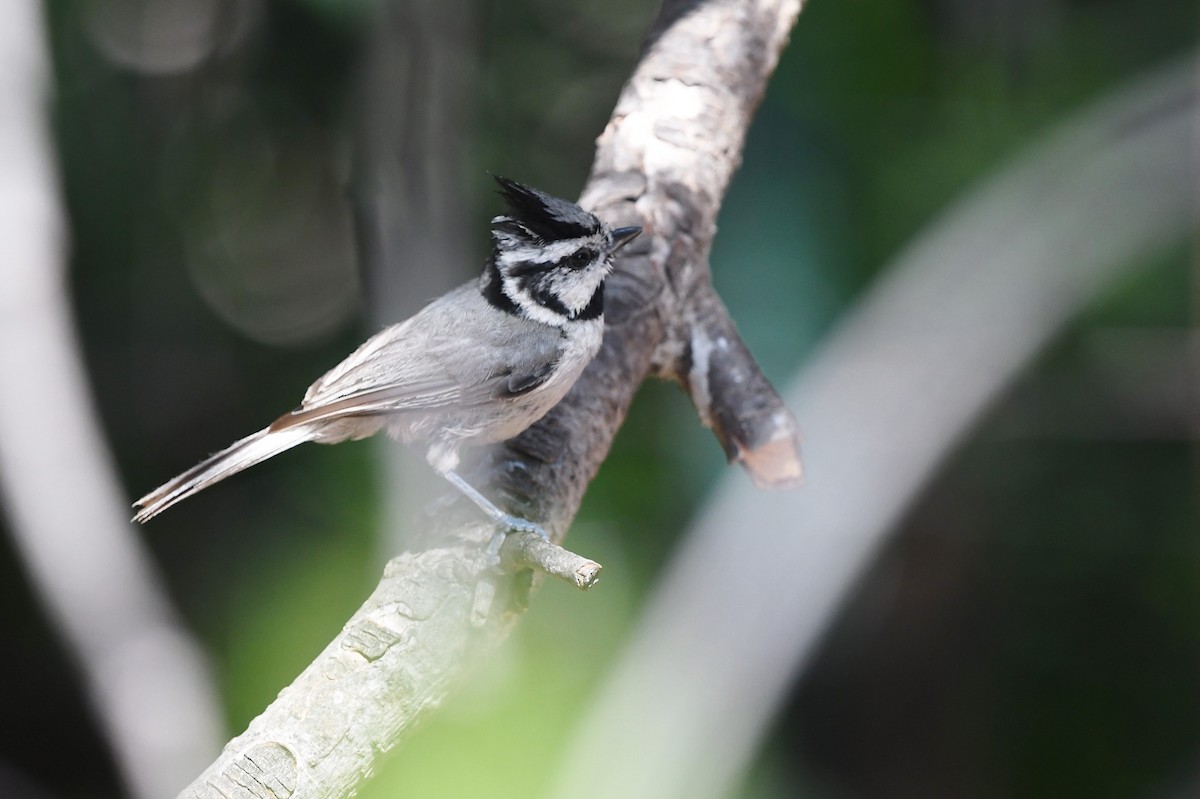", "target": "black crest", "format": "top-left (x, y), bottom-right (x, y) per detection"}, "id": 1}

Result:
top-left (493, 176), bottom-right (597, 242)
